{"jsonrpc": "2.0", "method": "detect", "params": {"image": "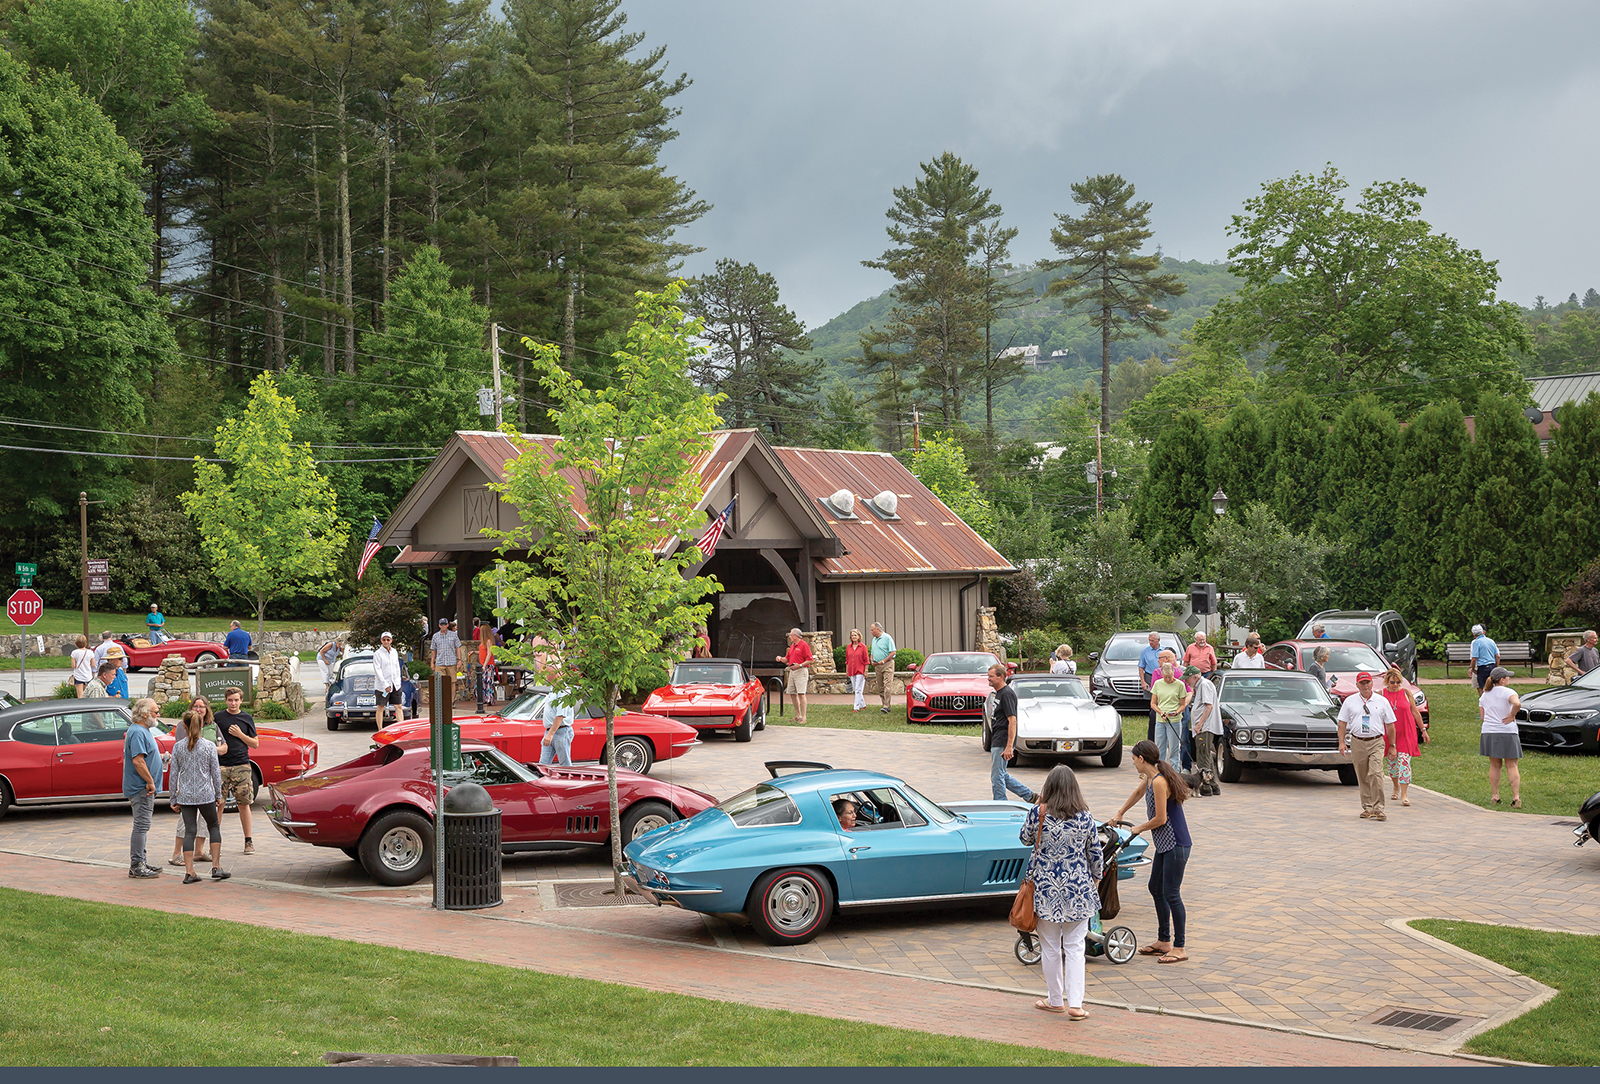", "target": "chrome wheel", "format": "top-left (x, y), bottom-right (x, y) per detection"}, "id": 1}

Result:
top-left (628, 812), bottom-right (671, 838)
top-left (378, 825), bottom-right (426, 873)
top-left (763, 873), bottom-right (822, 935)
top-left (1104, 926), bottom-right (1138, 964)
top-left (612, 737), bottom-right (653, 774)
